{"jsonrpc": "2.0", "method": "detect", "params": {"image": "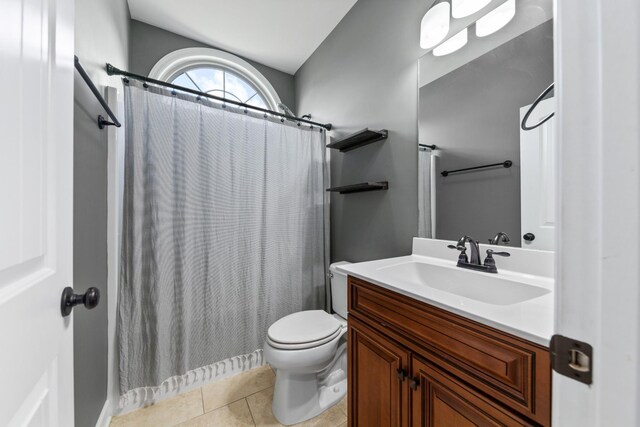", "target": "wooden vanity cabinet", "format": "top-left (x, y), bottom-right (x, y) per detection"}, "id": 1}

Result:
top-left (347, 277), bottom-right (551, 427)
top-left (349, 316), bottom-right (410, 427)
